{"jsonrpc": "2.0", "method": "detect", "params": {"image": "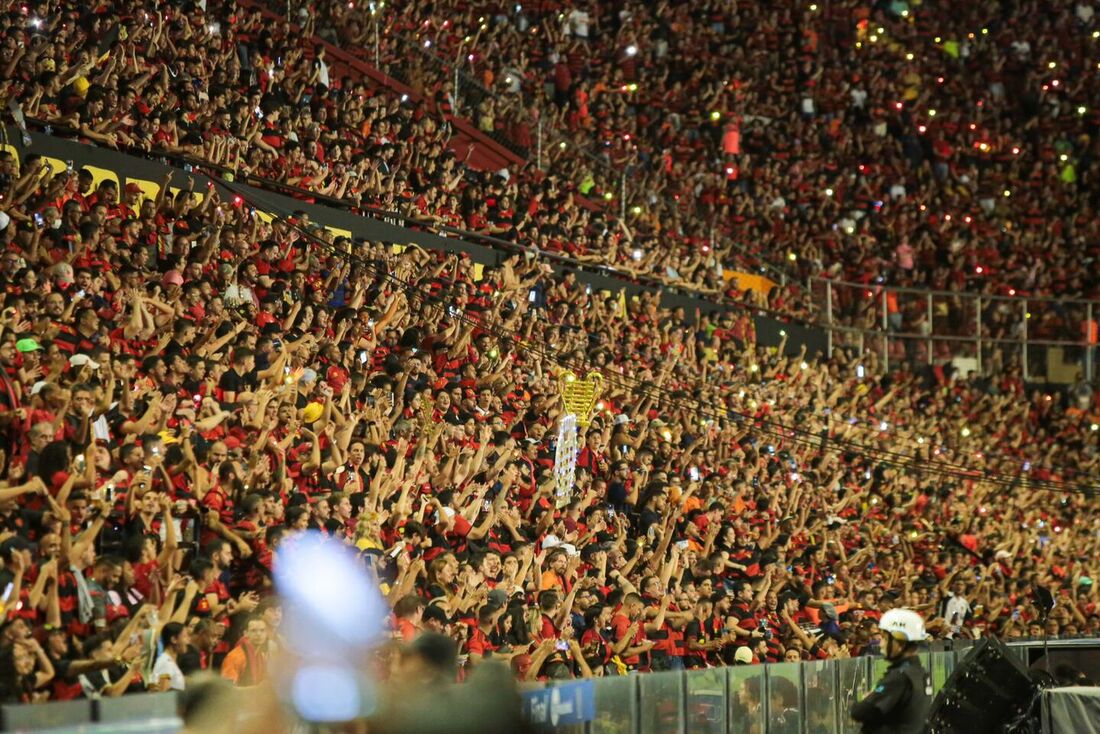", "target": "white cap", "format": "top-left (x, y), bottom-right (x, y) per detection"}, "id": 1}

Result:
top-left (29, 380), bottom-right (48, 395)
top-left (0, 211), bottom-right (9, 232)
top-left (69, 354), bottom-right (100, 369)
top-left (542, 534), bottom-right (561, 549)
